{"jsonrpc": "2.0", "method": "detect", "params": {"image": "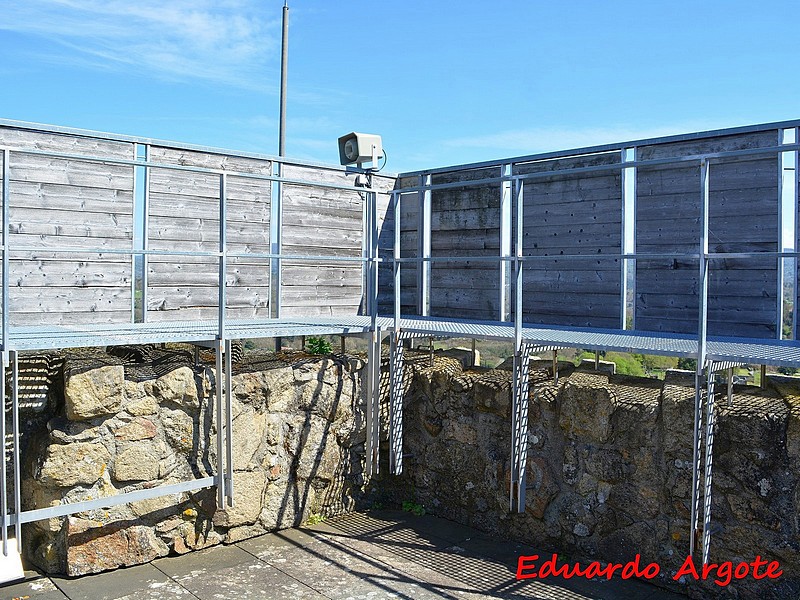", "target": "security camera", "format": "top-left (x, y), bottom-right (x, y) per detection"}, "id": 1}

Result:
top-left (338, 132), bottom-right (383, 167)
